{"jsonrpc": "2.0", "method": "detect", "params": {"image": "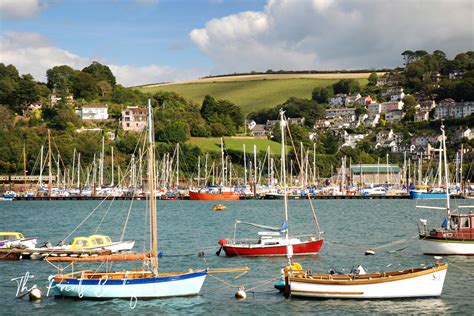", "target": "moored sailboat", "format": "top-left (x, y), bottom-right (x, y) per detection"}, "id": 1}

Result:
top-left (48, 100), bottom-right (207, 299)
top-left (418, 125), bottom-right (474, 255)
top-left (217, 110), bottom-right (323, 257)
